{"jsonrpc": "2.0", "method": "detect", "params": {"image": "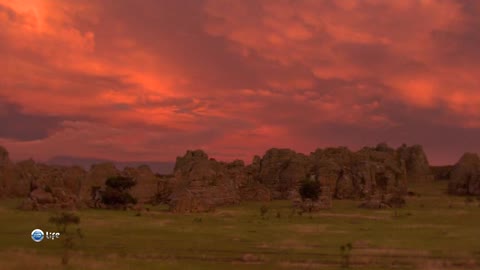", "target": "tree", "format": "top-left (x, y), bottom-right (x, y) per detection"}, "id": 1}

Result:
top-left (101, 176), bottom-right (137, 208)
top-left (49, 212), bottom-right (83, 266)
top-left (299, 179), bottom-right (321, 201)
top-left (105, 176), bottom-right (136, 191)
